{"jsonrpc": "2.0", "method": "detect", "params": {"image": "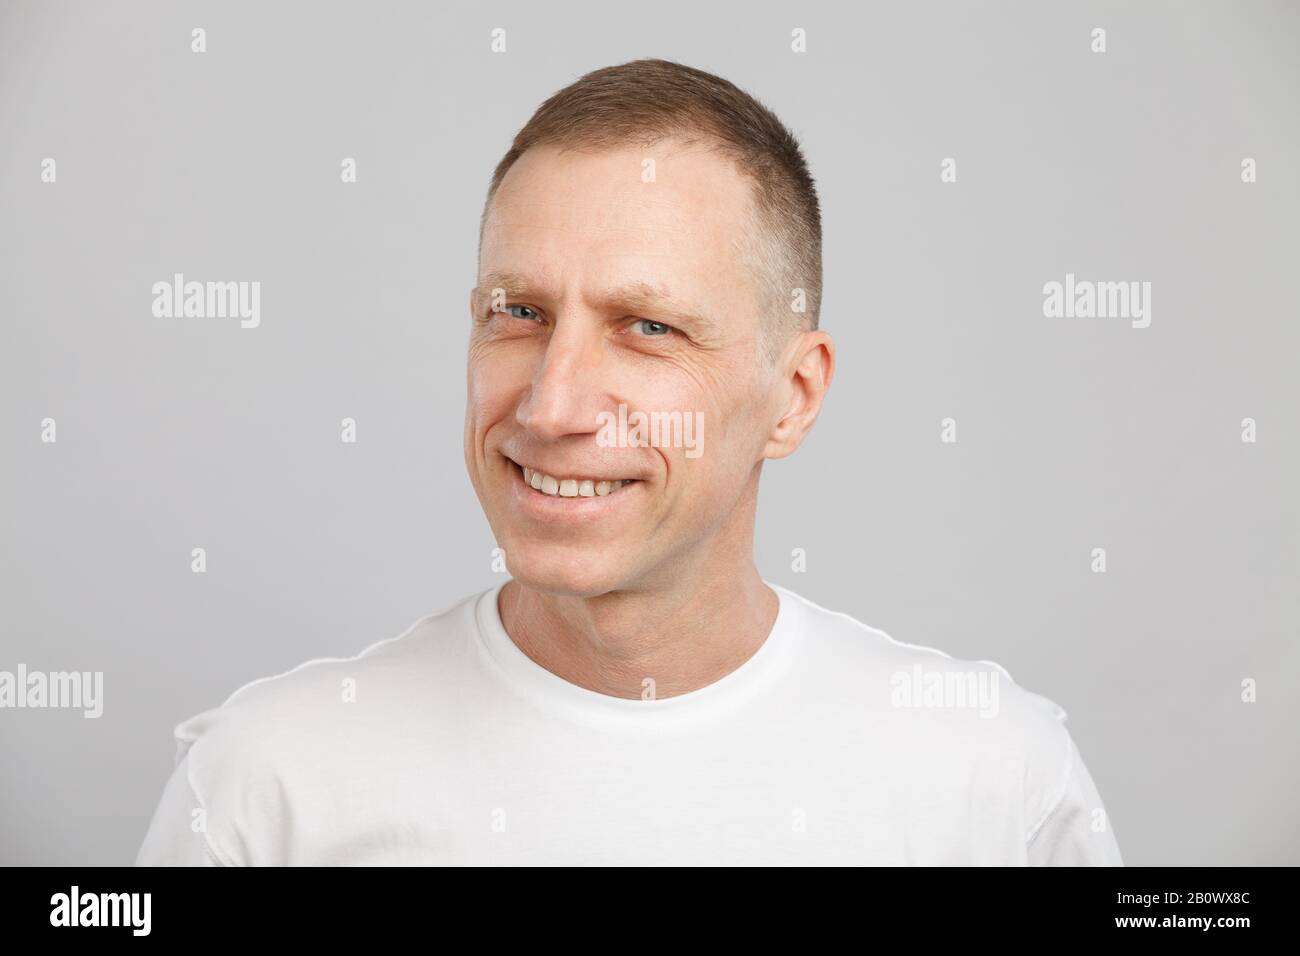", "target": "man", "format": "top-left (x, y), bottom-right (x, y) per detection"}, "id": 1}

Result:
top-left (136, 58), bottom-right (1122, 865)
